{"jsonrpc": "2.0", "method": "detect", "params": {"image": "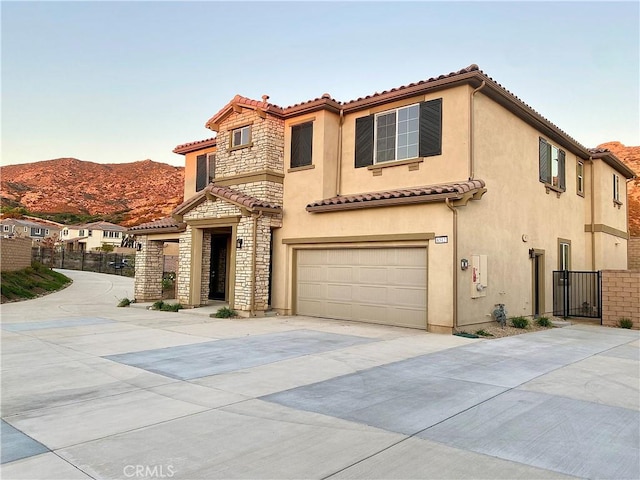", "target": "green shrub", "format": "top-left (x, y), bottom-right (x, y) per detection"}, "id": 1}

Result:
top-left (160, 302), bottom-right (183, 312)
top-left (214, 307), bottom-right (237, 318)
top-left (618, 318), bottom-right (633, 329)
top-left (475, 329), bottom-right (494, 337)
top-left (117, 298), bottom-right (131, 307)
top-left (151, 300), bottom-right (165, 310)
top-left (536, 316), bottom-right (552, 327)
top-left (510, 316), bottom-right (530, 329)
